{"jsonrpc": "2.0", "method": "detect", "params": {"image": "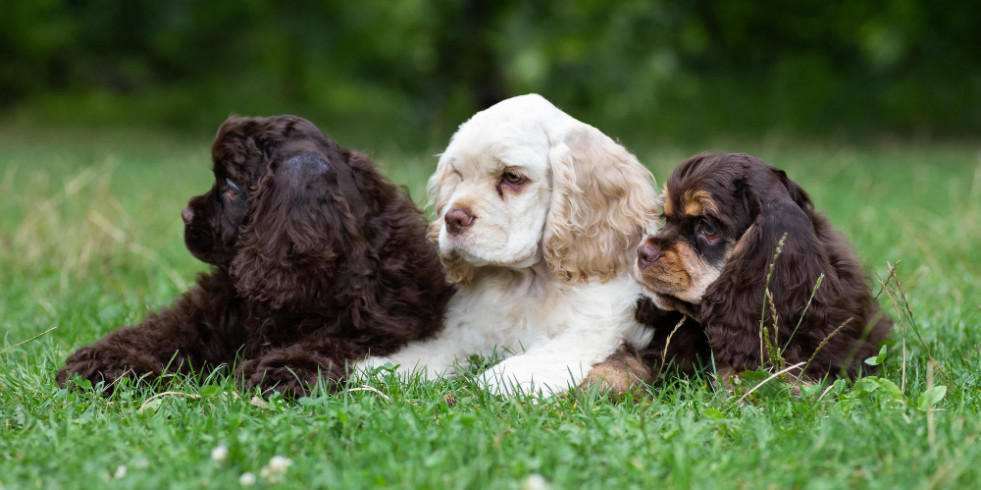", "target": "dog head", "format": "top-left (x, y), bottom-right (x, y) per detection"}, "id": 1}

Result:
top-left (633, 152), bottom-right (816, 315)
top-left (183, 114), bottom-right (392, 311)
top-left (428, 94), bottom-right (659, 285)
